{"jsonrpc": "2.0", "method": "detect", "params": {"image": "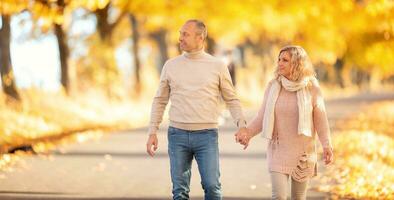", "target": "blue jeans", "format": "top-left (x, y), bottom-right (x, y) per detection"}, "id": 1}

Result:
top-left (168, 126), bottom-right (222, 200)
